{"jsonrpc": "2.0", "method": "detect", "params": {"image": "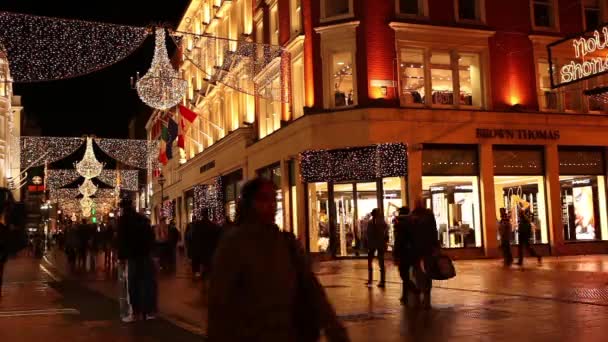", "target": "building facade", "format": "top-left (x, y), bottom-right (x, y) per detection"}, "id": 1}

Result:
top-left (0, 50), bottom-right (22, 200)
top-left (148, 0), bottom-right (608, 259)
